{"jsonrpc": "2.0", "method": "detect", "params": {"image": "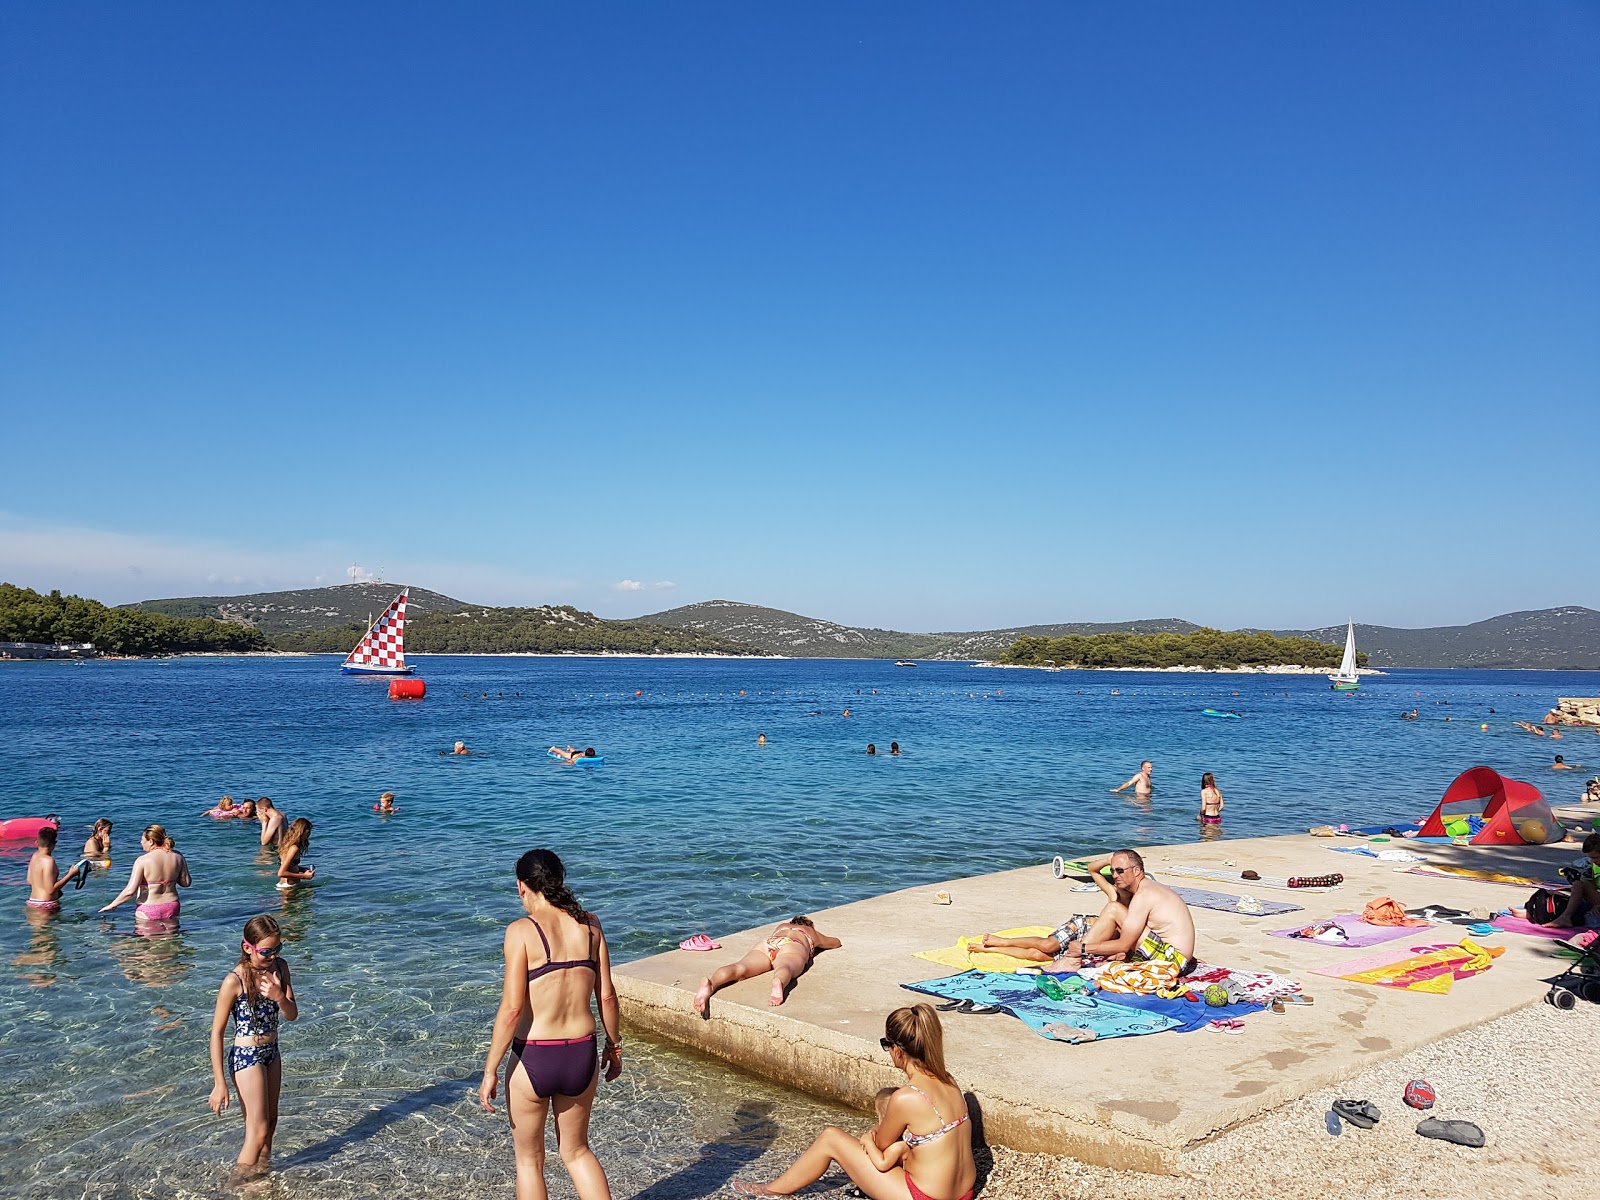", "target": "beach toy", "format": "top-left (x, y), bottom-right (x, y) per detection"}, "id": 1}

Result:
top-left (71, 859), bottom-right (91, 889)
top-left (388, 678), bottom-right (425, 700)
top-left (548, 750), bottom-right (604, 765)
top-left (1203, 984), bottom-right (1230, 1007)
top-left (0, 815), bottom-right (60, 841)
top-left (372, 804), bottom-right (397, 812)
top-left (1403, 1079), bottom-right (1436, 1110)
